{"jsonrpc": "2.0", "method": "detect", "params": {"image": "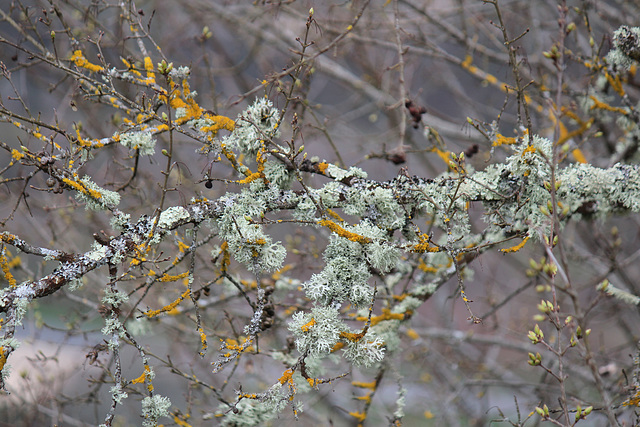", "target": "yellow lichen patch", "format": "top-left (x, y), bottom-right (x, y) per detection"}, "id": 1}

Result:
top-left (219, 241), bottom-right (230, 273)
top-left (201, 114), bottom-right (236, 134)
top-left (623, 389), bottom-right (640, 407)
top-left (11, 149), bottom-right (24, 161)
top-left (604, 71), bottom-right (625, 97)
top-left (429, 146), bottom-right (452, 166)
top-left (406, 328), bottom-right (420, 340)
top-left (130, 243), bottom-right (150, 266)
top-left (142, 56), bottom-right (156, 85)
top-left (0, 233), bottom-right (17, 244)
top-left (158, 271), bottom-right (190, 282)
top-left (236, 171), bottom-right (262, 184)
top-left (174, 414), bottom-right (192, 427)
top-left (316, 162), bottom-right (329, 174)
top-left (0, 253), bottom-right (17, 288)
top-left (120, 57), bottom-right (142, 76)
top-left (175, 240), bottom-right (190, 254)
top-left (589, 95), bottom-right (628, 115)
top-left (461, 55), bottom-right (509, 93)
top-left (278, 368), bottom-right (294, 385)
top-left (0, 347), bottom-right (7, 373)
top-left (521, 145), bottom-right (536, 156)
top-left (493, 133), bottom-right (518, 147)
top-left (330, 342), bottom-right (345, 352)
top-left (198, 327), bottom-right (208, 356)
top-left (131, 366), bottom-right (151, 384)
top-left (392, 293), bottom-right (408, 301)
top-left (166, 79), bottom-right (203, 123)
top-left (326, 209), bottom-right (344, 223)
top-left (144, 289), bottom-right (191, 317)
top-left (222, 336), bottom-right (254, 353)
top-left (571, 148), bottom-right (587, 163)
top-left (411, 234), bottom-right (440, 253)
top-left (62, 177), bottom-right (103, 200)
top-left (70, 50), bottom-right (104, 73)
top-left (348, 411), bottom-right (366, 422)
top-left (500, 235), bottom-right (530, 253)
top-left (355, 394), bottom-right (372, 403)
top-left (418, 258), bottom-right (439, 273)
top-left (357, 308), bottom-right (408, 326)
top-left (239, 393), bottom-right (258, 399)
top-left (271, 264), bottom-right (293, 280)
top-left (301, 318), bottom-right (316, 332)
top-left (318, 219), bottom-right (372, 244)
top-left (221, 144), bottom-right (249, 176)
top-left (339, 329), bottom-right (367, 342)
